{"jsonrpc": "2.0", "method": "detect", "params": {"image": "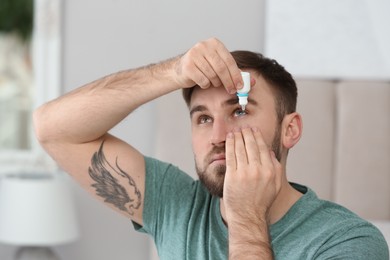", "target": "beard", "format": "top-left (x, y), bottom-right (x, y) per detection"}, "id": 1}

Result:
top-left (196, 127), bottom-right (282, 198)
top-left (196, 145), bottom-right (227, 197)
